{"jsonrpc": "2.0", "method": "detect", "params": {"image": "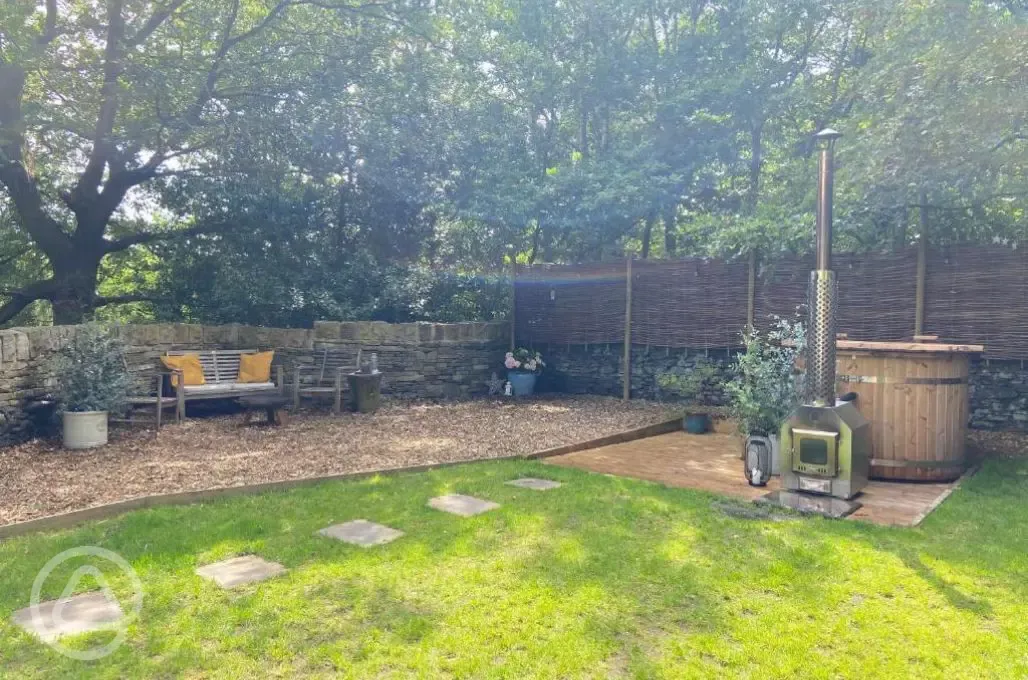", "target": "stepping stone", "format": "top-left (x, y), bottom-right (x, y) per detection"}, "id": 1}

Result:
top-left (12, 591), bottom-right (124, 642)
top-left (506, 478), bottom-right (562, 490)
top-left (318, 519), bottom-right (404, 547)
top-left (195, 555), bottom-right (286, 589)
top-left (428, 494), bottom-right (500, 517)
